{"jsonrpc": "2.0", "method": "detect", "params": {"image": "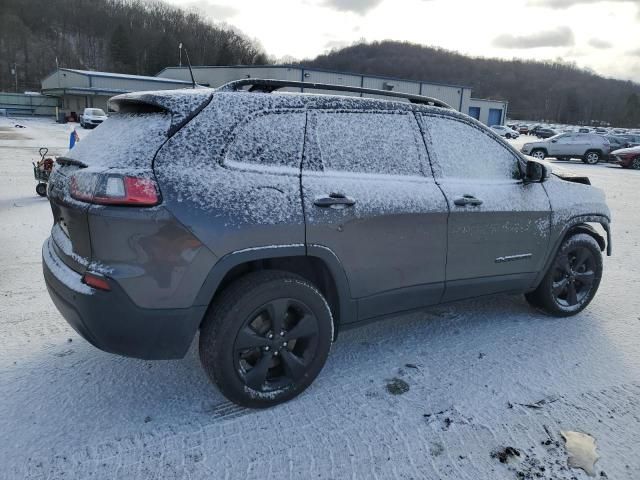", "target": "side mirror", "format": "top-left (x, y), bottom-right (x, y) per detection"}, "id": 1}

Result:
top-left (525, 160), bottom-right (549, 183)
top-left (551, 139), bottom-right (557, 143)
